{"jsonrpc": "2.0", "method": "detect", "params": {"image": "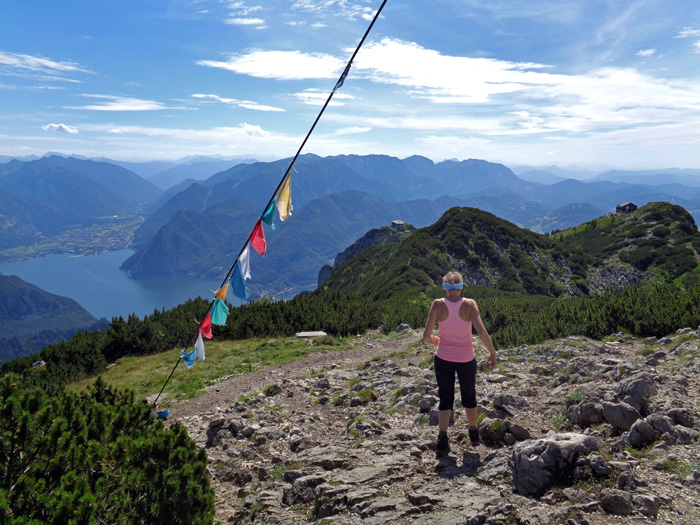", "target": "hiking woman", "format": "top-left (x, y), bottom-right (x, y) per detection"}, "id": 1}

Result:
top-left (423, 271), bottom-right (497, 456)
